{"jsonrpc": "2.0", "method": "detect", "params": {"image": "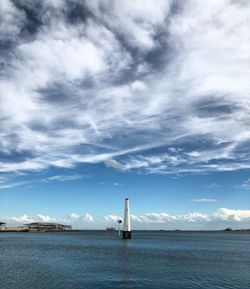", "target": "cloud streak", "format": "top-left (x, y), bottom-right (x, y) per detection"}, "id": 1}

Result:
top-left (46, 174), bottom-right (83, 182)
top-left (191, 198), bottom-right (217, 203)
